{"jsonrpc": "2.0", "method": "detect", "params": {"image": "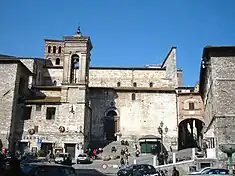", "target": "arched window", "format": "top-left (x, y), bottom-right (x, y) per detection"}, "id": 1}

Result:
top-left (58, 46), bottom-right (61, 53)
top-left (149, 82), bottom-right (153, 87)
top-left (53, 46), bottom-right (56, 53)
top-left (133, 82), bottom-right (137, 87)
top-left (55, 58), bottom-right (60, 65)
top-left (70, 54), bottom-right (80, 83)
top-left (48, 46), bottom-right (51, 53)
top-left (131, 93), bottom-right (136, 100)
top-left (117, 82), bottom-right (121, 87)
